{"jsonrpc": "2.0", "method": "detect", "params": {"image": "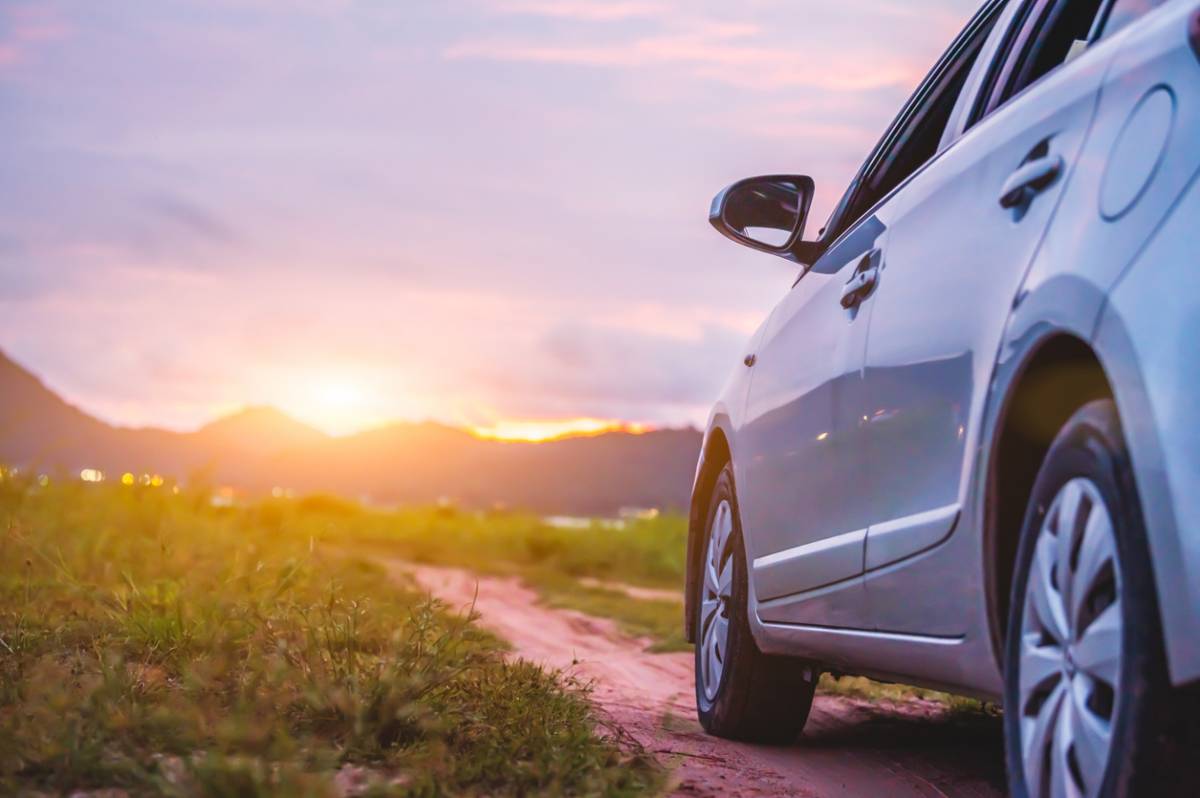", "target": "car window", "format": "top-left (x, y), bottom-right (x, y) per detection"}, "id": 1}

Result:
top-left (982, 0), bottom-right (1116, 116)
top-left (828, 2), bottom-right (1003, 243)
